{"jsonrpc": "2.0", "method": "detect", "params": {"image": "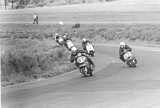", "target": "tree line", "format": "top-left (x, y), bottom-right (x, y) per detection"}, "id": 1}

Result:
top-left (4, 0), bottom-right (111, 9)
